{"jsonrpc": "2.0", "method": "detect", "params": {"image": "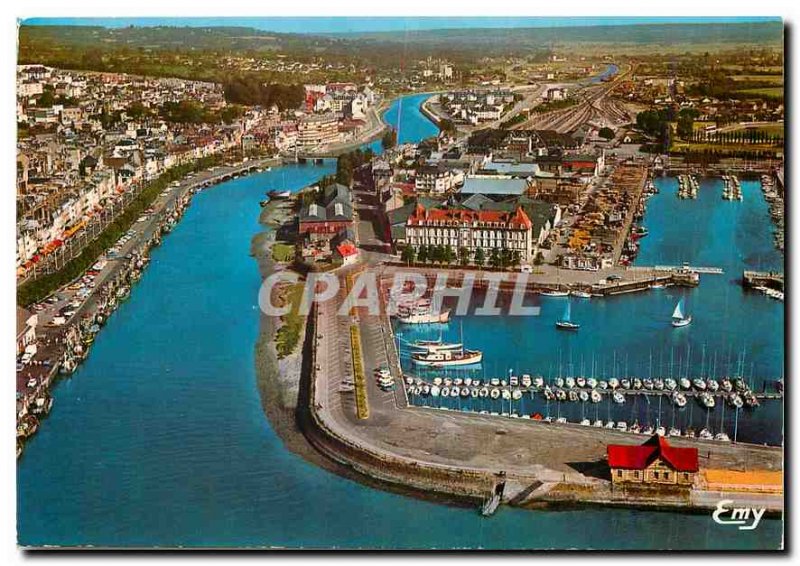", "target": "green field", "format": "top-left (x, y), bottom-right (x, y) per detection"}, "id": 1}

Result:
top-left (730, 74), bottom-right (783, 84)
top-left (736, 87), bottom-right (784, 99)
top-left (271, 242), bottom-right (295, 263)
top-left (275, 282), bottom-right (305, 359)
